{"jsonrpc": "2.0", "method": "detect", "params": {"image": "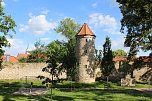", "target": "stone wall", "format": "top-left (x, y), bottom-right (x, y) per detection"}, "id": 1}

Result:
top-left (0, 62), bottom-right (151, 82)
top-left (95, 61), bottom-right (152, 82)
top-left (75, 36), bottom-right (96, 83)
top-left (133, 65), bottom-right (152, 81)
top-left (0, 63), bottom-right (66, 80)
